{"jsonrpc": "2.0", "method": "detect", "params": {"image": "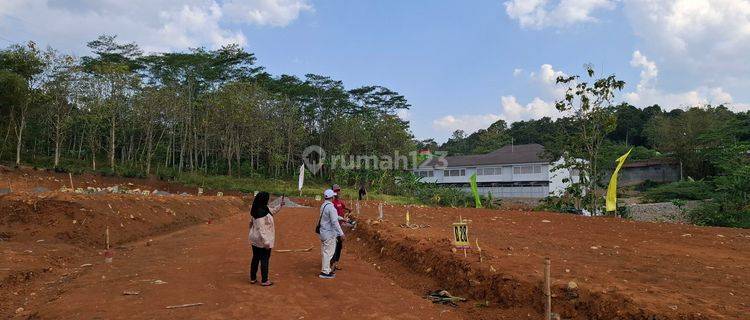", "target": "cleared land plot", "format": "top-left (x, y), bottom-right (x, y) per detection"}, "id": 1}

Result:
top-left (2, 169), bottom-right (748, 319)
